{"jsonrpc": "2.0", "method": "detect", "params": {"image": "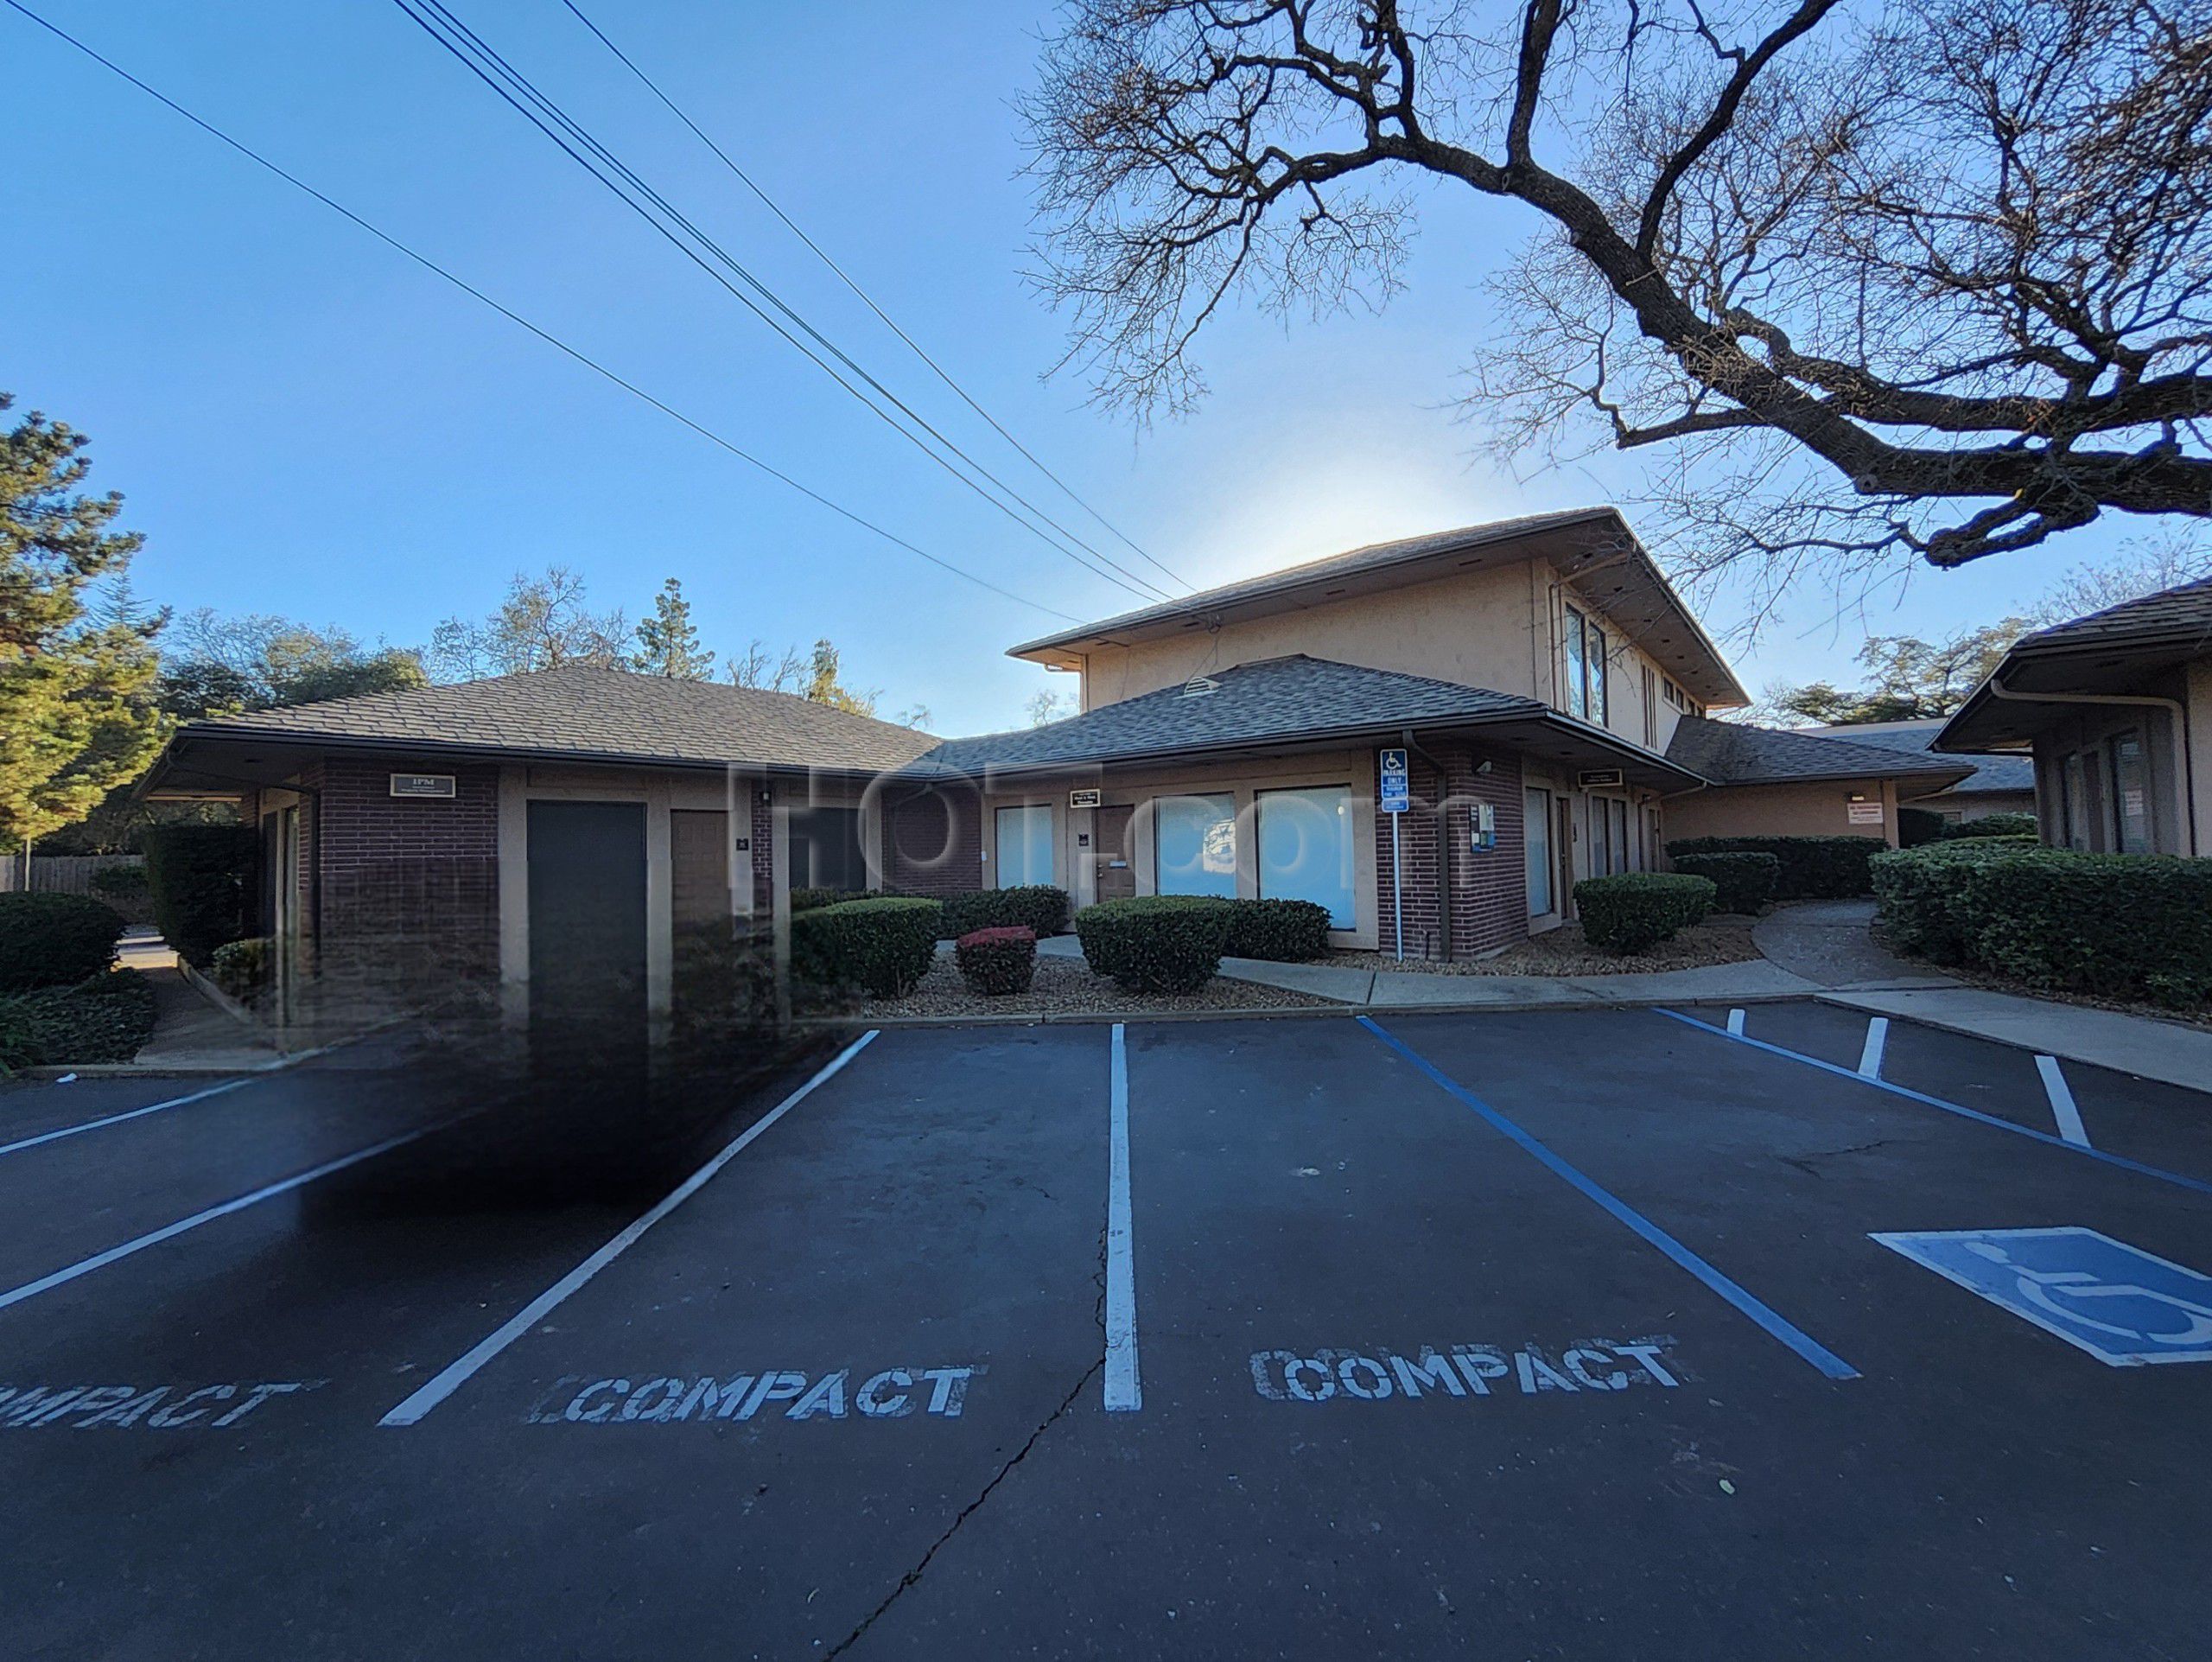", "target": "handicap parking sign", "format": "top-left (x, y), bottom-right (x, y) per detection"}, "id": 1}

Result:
top-left (1872, 1226), bottom-right (2212, 1366)
top-left (1378, 748), bottom-right (1410, 813)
